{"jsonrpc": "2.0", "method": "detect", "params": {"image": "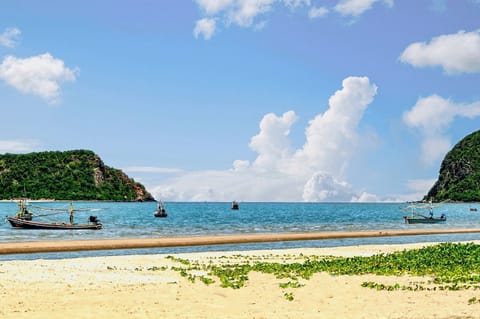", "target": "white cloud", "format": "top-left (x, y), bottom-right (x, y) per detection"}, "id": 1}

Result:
top-left (194, 18), bottom-right (217, 40)
top-left (153, 76), bottom-right (380, 202)
top-left (0, 140), bottom-right (39, 153)
top-left (195, 0), bottom-right (234, 15)
top-left (0, 27), bottom-right (21, 48)
top-left (123, 166), bottom-right (184, 174)
top-left (0, 53), bottom-right (78, 103)
top-left (400, 30), bottom-right (480, 74)
top-left (403, 94), bottom-right (480, 165)
top-left (334, 0), bottom-right (393, 17)
top-left (308, 6), bottom-right (328, 19)
top-left (293, 76), bottom-right (377, 177)
top-left (249, 110), bottom-right (298, 170)
top-left (227, 0), bottom-right (275, 27)
top-left (302, 172), bottom-right (354, 201)
top-left (193, 0), bottom-right (313, 38)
